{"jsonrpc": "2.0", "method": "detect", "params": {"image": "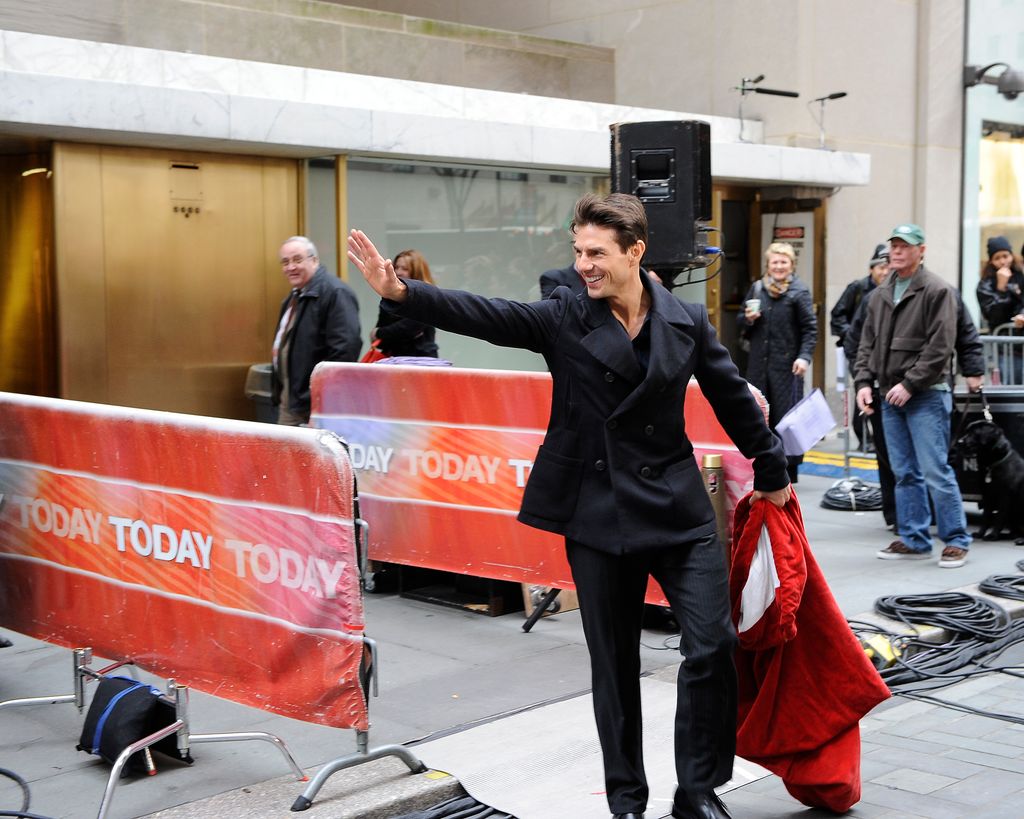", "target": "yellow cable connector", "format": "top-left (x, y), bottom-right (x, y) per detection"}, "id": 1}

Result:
top-left (861, 634), bottom-right (901, 669)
